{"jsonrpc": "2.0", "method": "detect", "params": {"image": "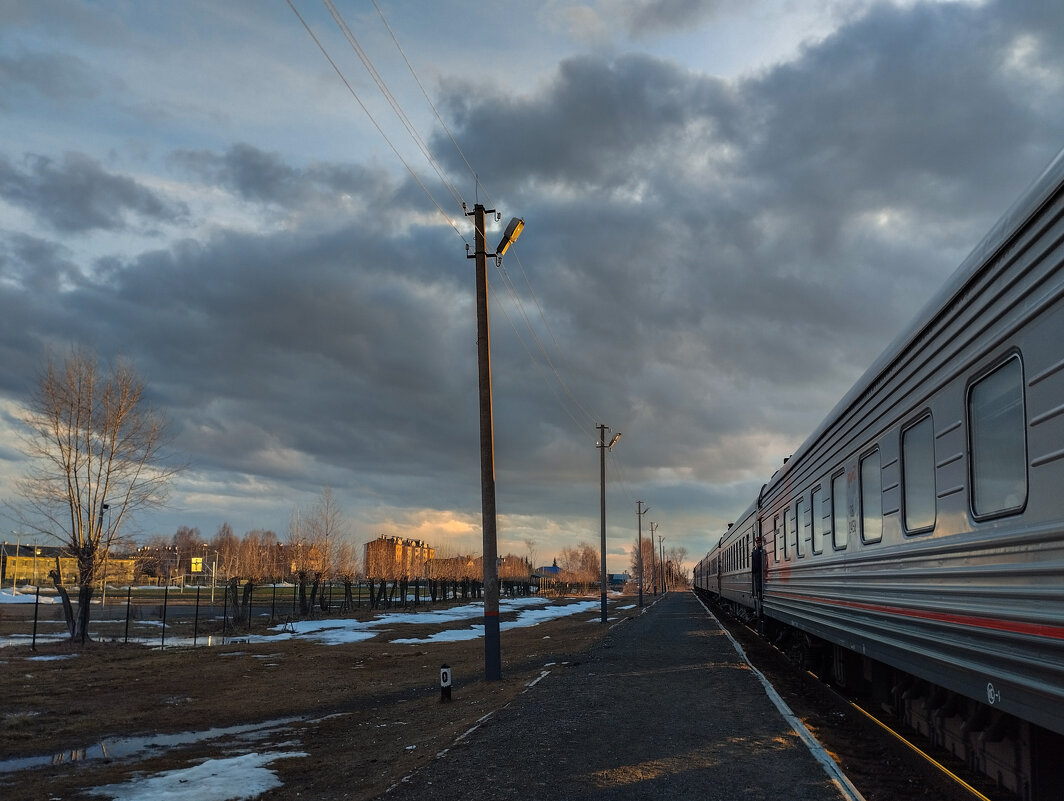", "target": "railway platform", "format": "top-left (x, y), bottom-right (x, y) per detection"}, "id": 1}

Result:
top-left (385, 591), bottom-right (859, 801)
